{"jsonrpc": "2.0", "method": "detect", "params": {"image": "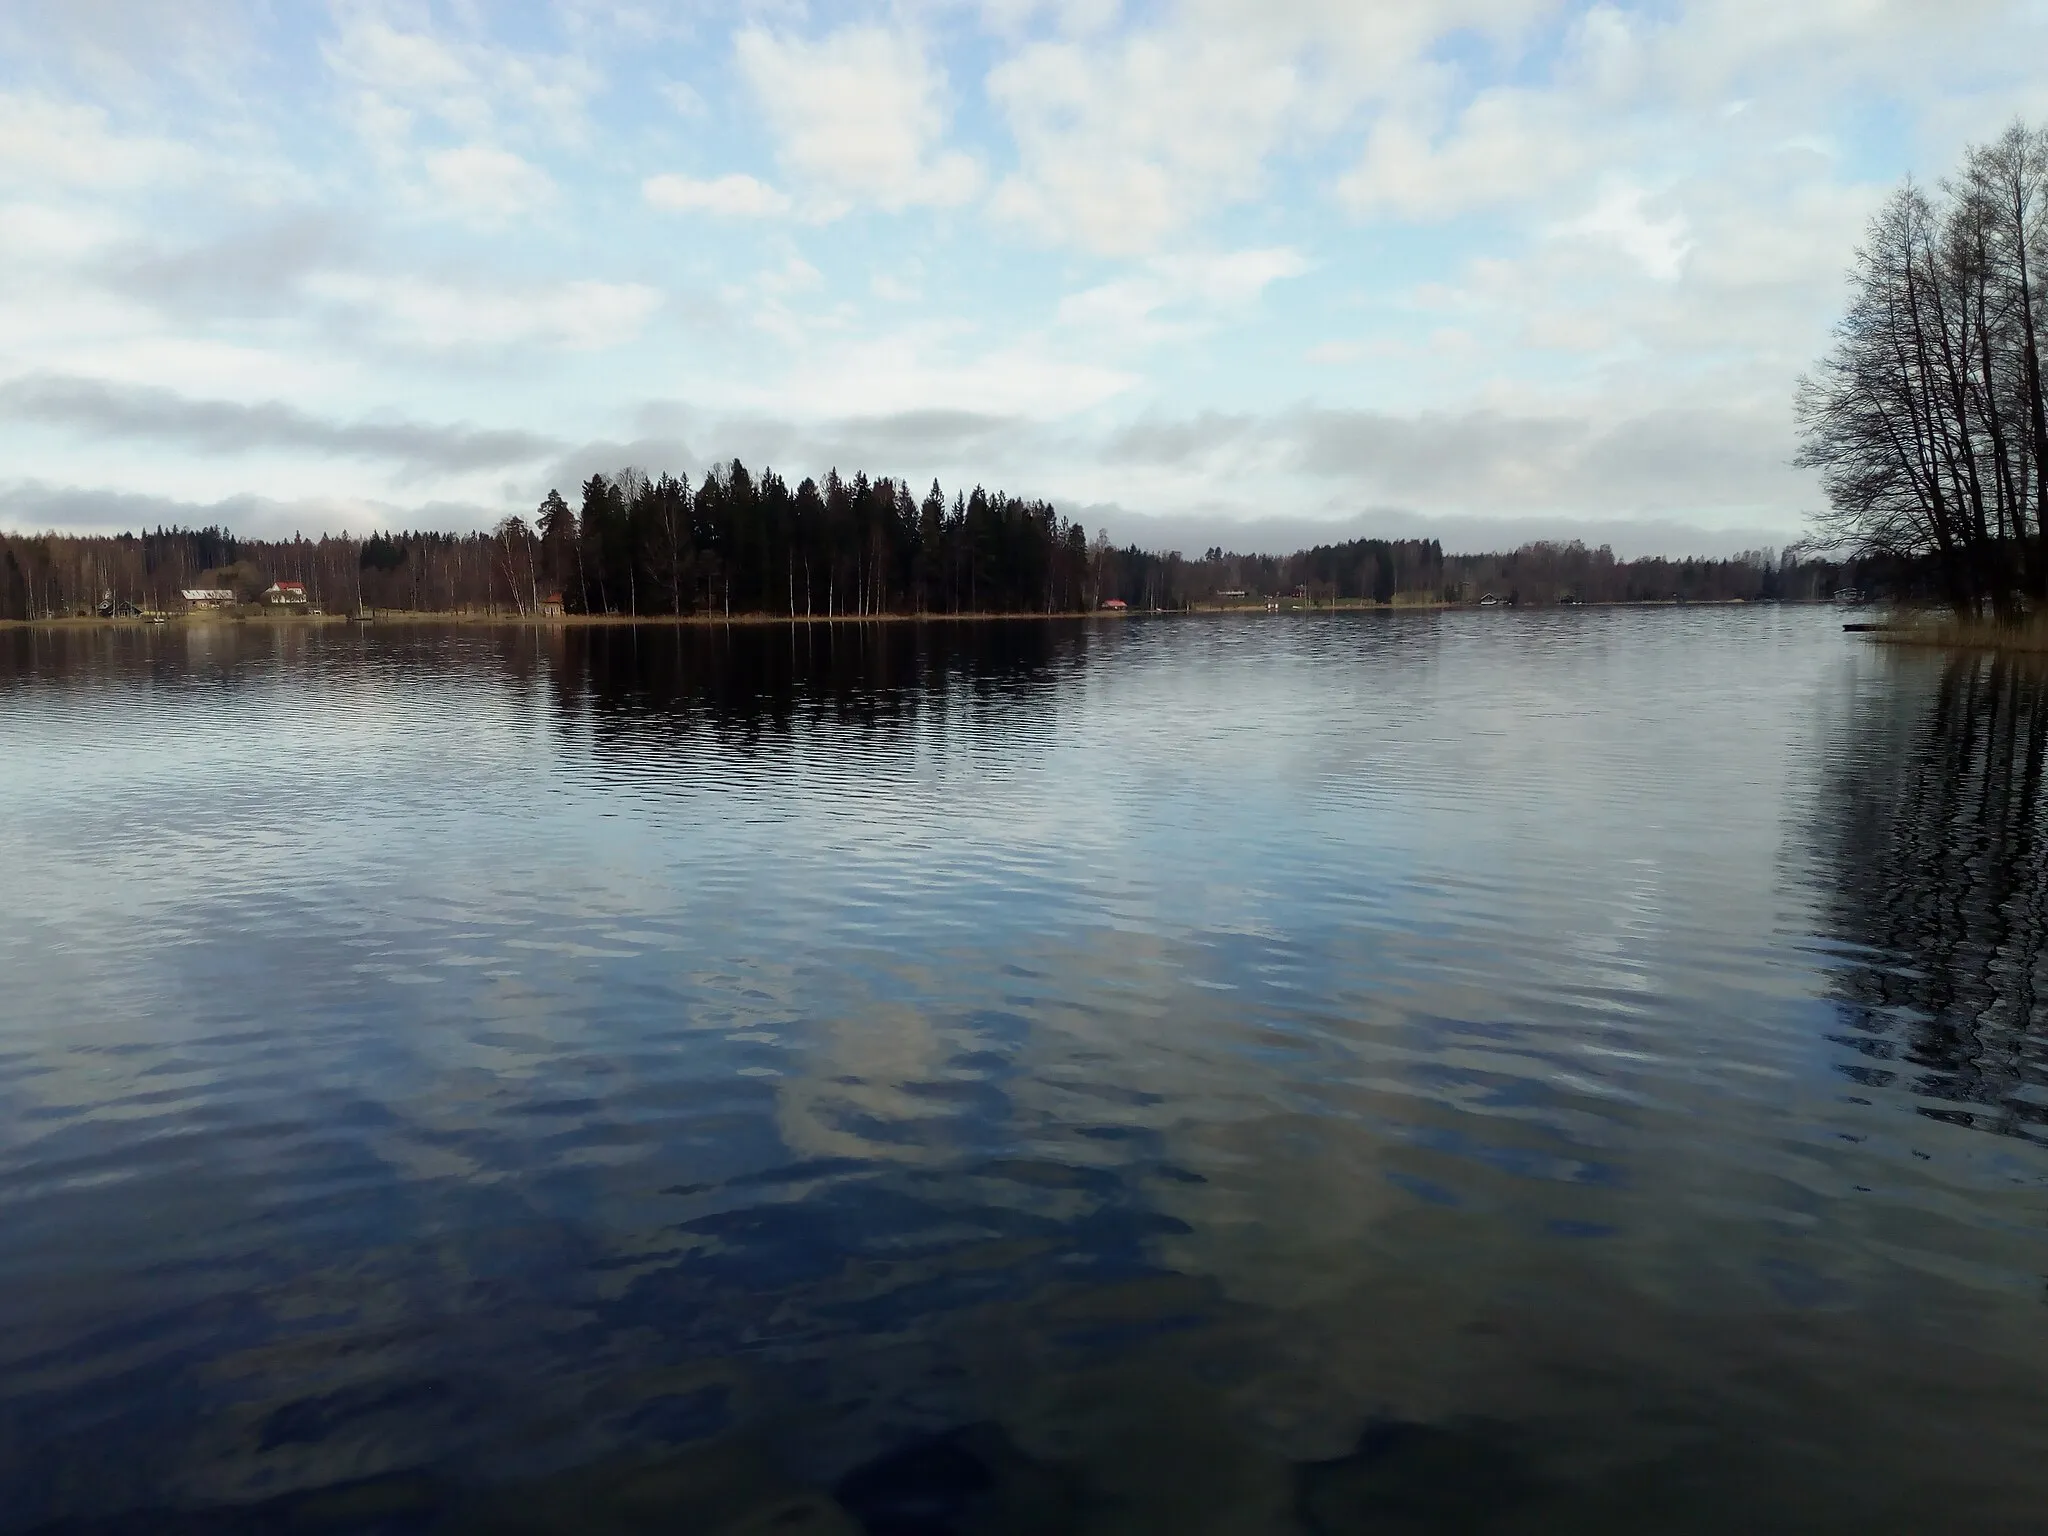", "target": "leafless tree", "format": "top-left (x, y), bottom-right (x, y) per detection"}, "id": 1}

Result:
top-left (1800, 123), bottom-right (2048, 616)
